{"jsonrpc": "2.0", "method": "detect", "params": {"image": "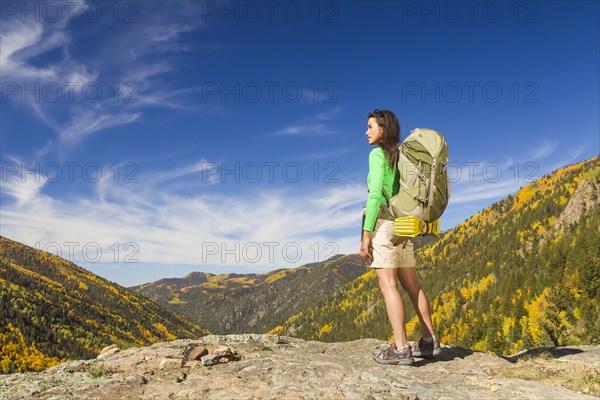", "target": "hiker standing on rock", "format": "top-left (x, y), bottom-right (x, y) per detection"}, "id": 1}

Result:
top-left (360, 109), bottom-right (441, 365)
